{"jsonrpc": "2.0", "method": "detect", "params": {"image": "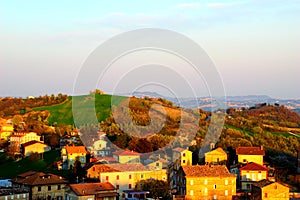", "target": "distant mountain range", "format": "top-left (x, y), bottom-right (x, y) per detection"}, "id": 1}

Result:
top-left (124, 92), bottom-right (300, 113)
